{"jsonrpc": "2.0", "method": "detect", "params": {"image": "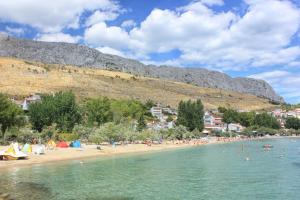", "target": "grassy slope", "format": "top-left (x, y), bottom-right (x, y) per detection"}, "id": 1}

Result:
top-left (0, 57), bottom-right (277, 110)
